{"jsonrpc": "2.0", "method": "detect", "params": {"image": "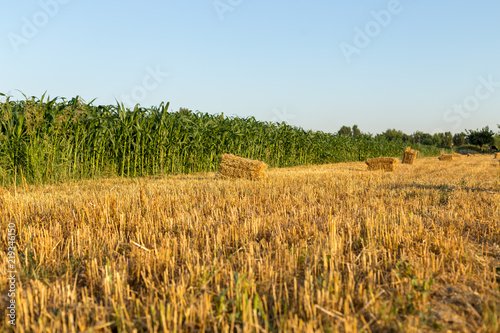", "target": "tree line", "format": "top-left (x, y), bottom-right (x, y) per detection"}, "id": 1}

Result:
top-left (337, 125), bottom-right (500, 150)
